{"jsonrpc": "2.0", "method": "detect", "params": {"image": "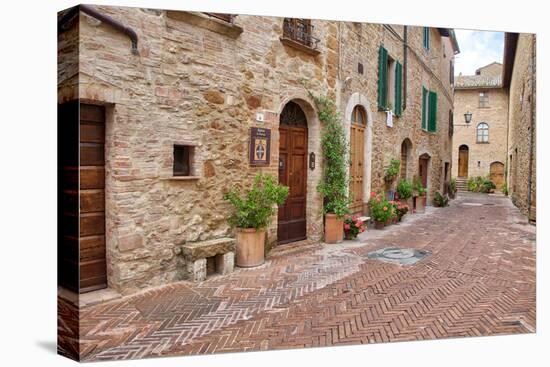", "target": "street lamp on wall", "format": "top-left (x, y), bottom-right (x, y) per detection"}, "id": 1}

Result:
top-left (464, 111), bottom-right (473, 124)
